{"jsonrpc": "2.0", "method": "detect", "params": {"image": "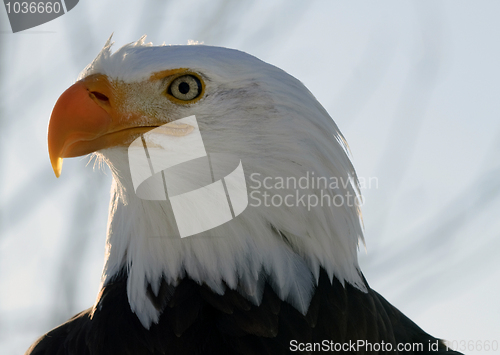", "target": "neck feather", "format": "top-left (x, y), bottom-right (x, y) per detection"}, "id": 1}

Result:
top-left (96, 146), bottom-right (366, 329)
